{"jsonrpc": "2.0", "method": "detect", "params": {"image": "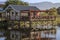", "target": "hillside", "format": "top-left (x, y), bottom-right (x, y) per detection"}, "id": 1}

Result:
top-left (29, 2), bottom-right (60, 10)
